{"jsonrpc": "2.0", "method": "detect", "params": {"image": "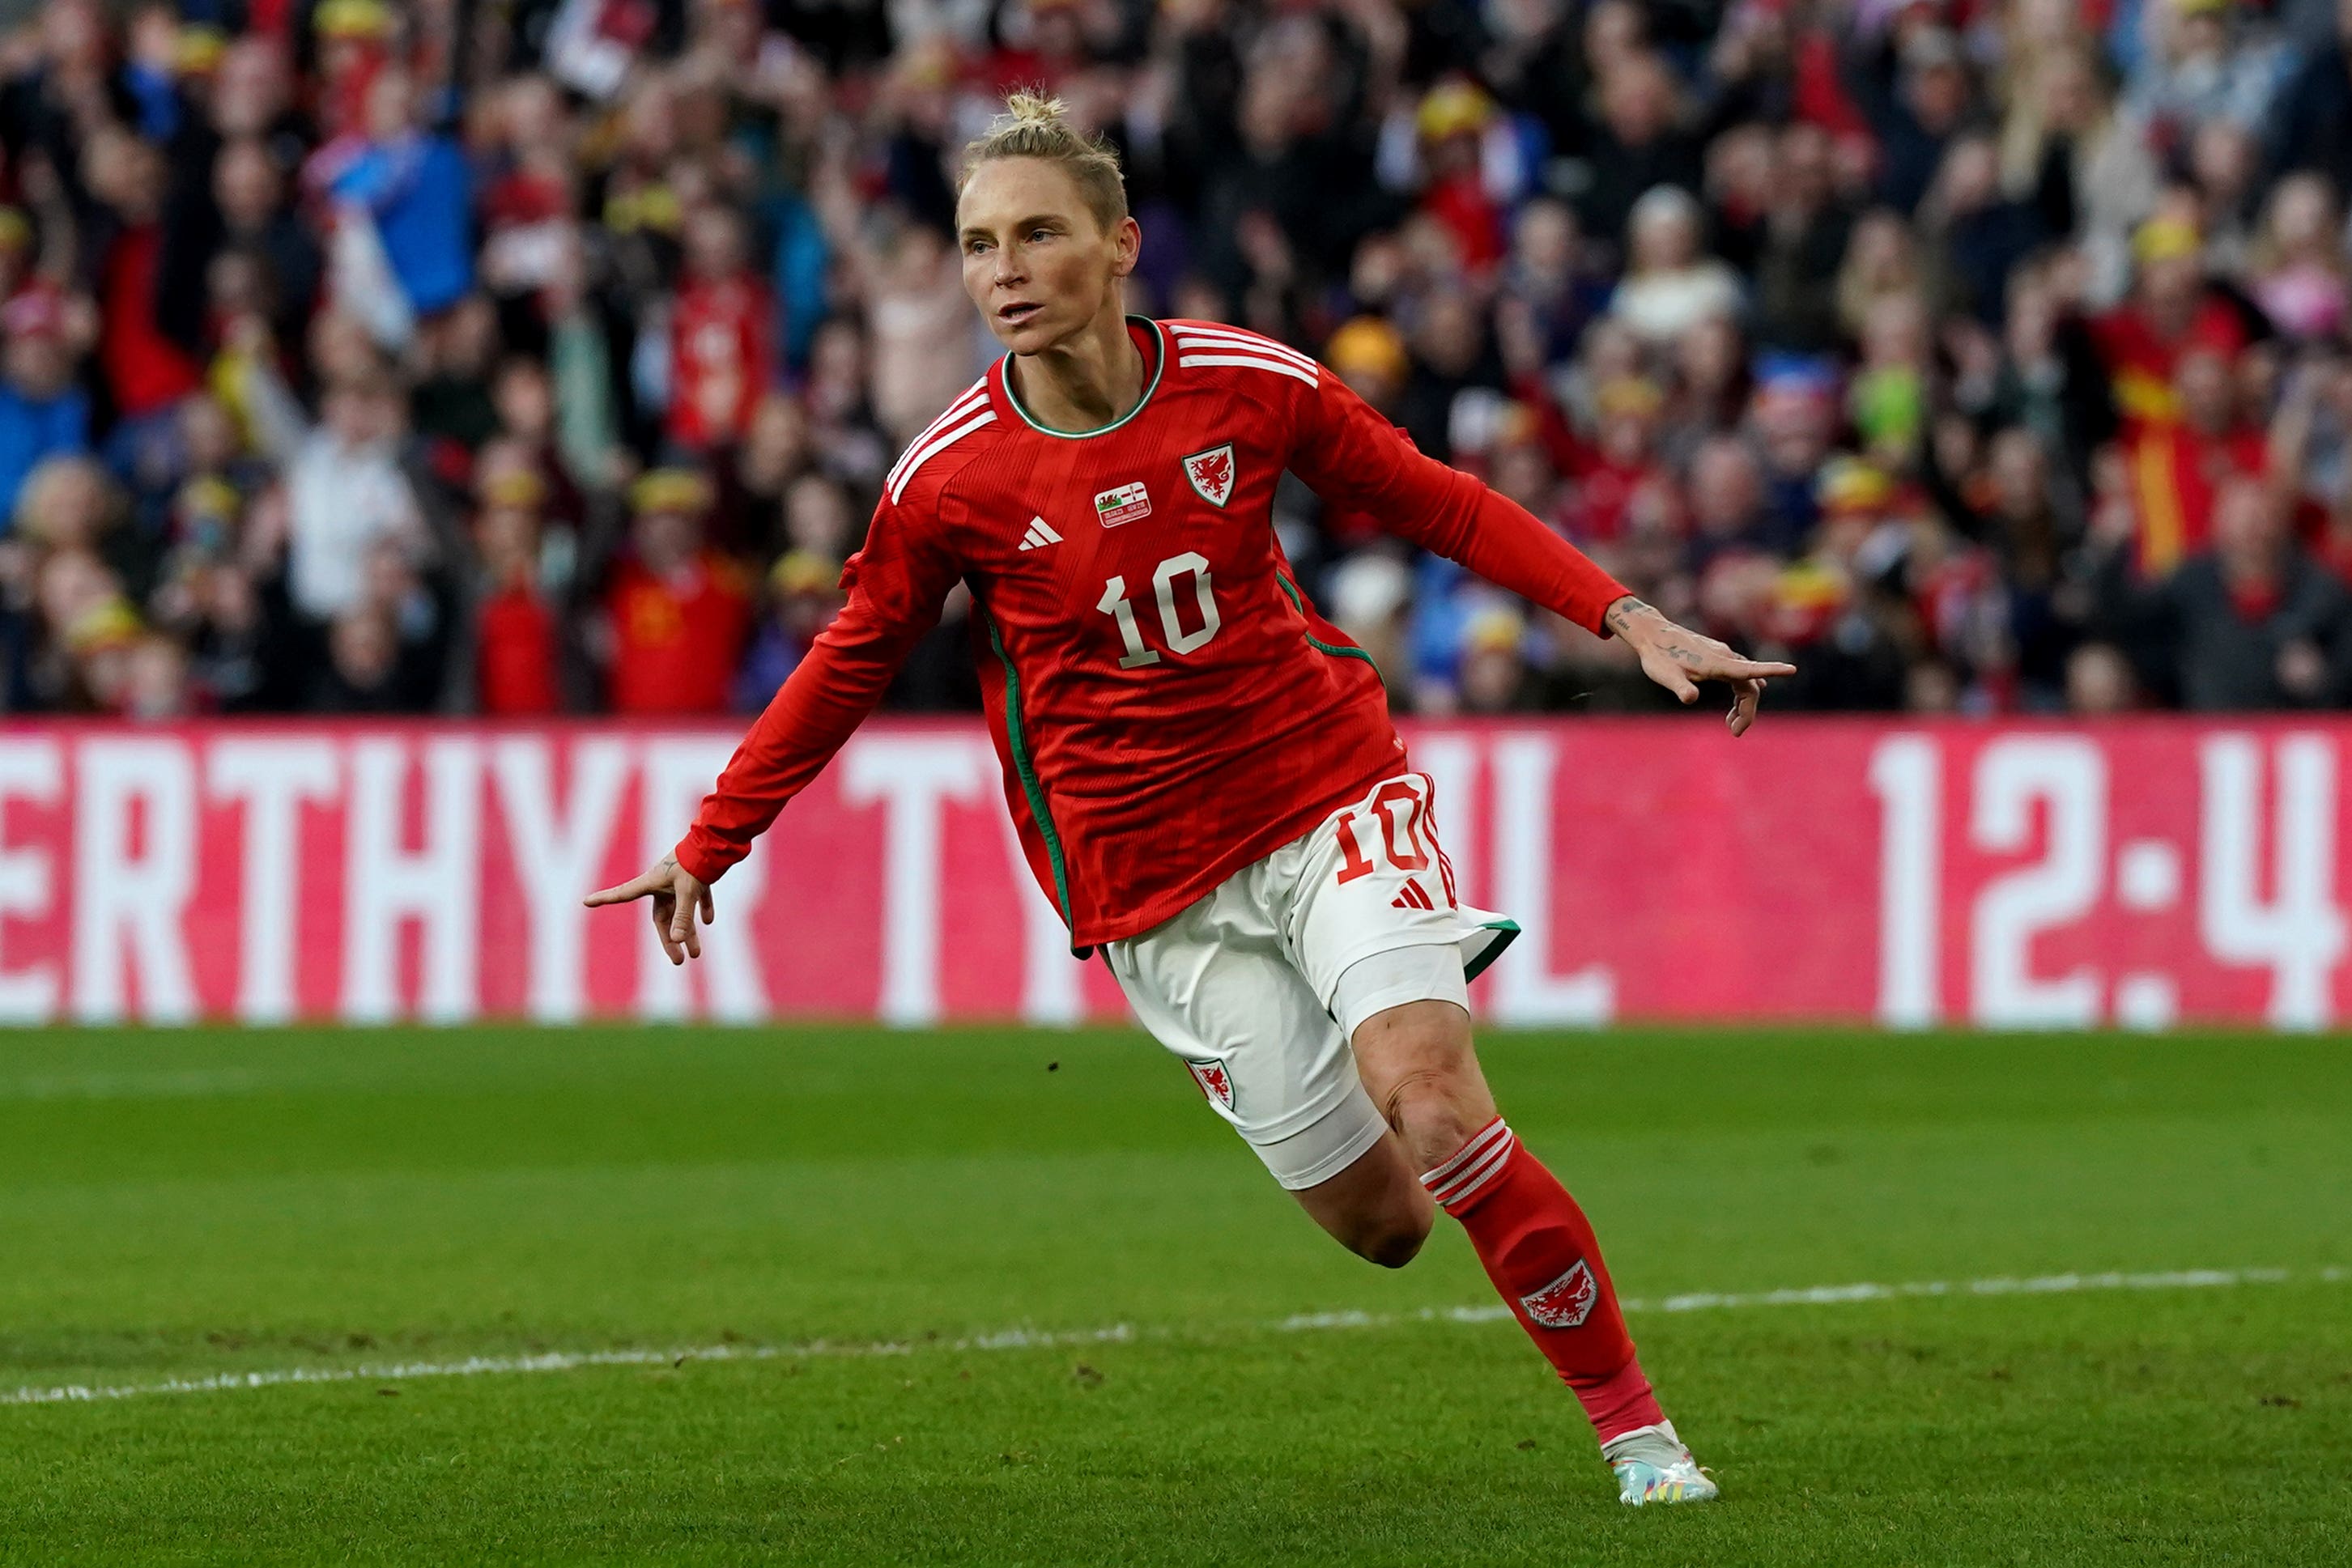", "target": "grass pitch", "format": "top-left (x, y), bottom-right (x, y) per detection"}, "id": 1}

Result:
top-left (0, 1023), bottom-right (2344, 1566)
